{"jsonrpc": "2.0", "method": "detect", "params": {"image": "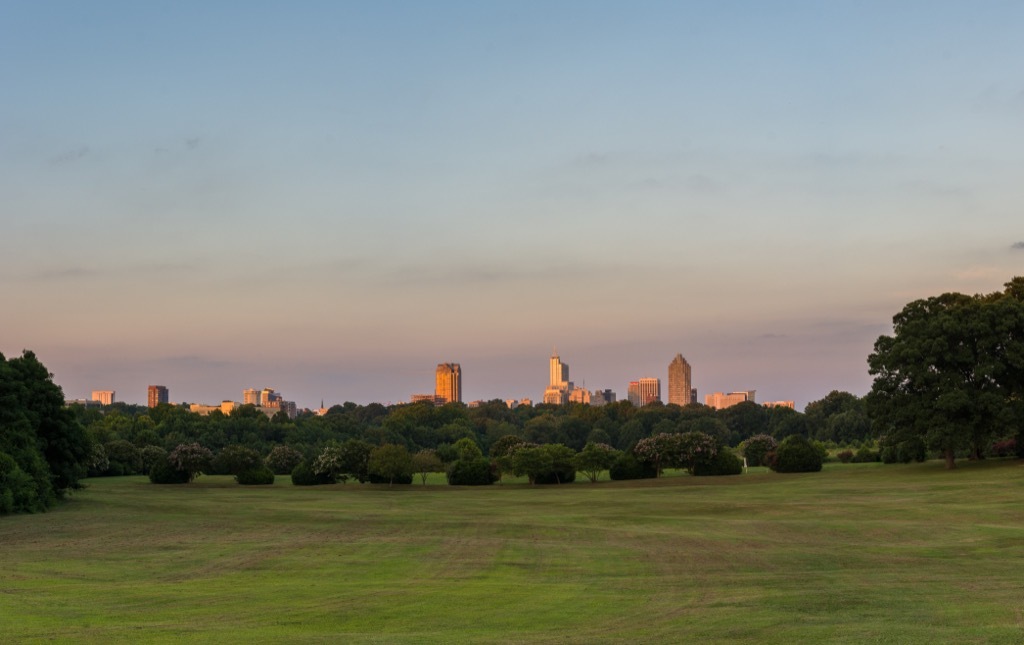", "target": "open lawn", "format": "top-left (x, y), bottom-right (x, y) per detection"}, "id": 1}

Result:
top-left (2, 460), bottom-right (1023, 644)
